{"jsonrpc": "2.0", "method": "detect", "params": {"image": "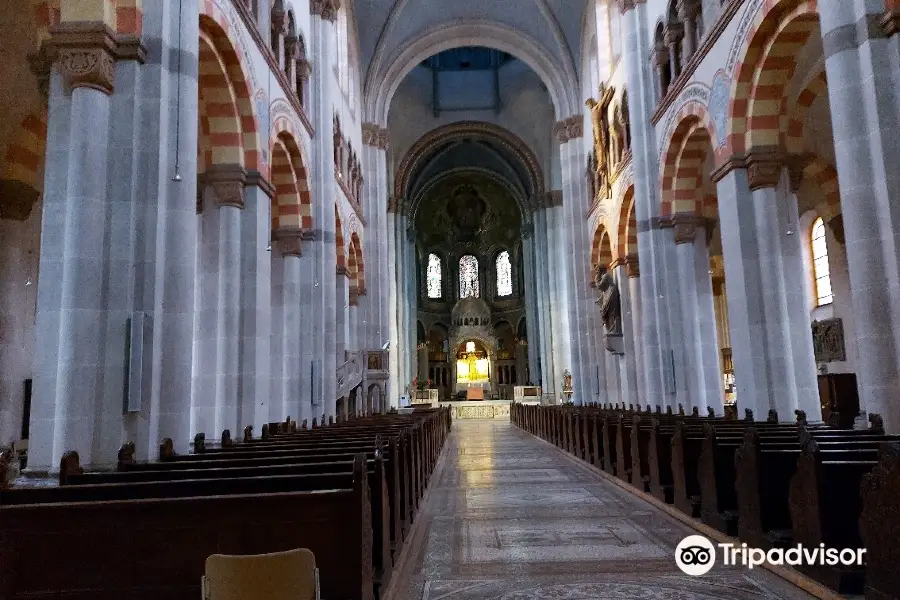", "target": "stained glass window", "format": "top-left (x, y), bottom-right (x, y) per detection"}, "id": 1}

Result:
top-left (459, 255), bottom-right (479, 298)
top-left (811, 218), bottom-right (833, 306)
top-left (427, 253), bottom-right (442, 299)
top-left (496, 250), bottom-right (512, 297)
